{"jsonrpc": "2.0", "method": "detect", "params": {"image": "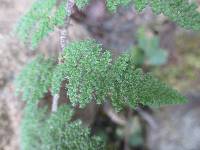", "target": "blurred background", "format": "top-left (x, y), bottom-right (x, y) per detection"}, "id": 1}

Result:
top-left (1, 0), bottom-right (200, 150)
